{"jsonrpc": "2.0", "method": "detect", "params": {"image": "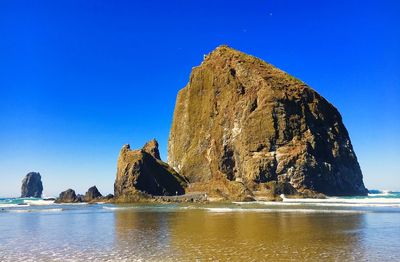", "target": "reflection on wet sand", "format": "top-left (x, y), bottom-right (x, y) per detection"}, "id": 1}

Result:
top-left (114, 208), bottom-right (367, 261)
top-left (114, 210), bottom-right (174, 260)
